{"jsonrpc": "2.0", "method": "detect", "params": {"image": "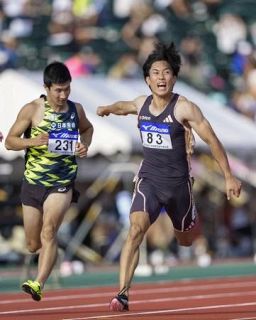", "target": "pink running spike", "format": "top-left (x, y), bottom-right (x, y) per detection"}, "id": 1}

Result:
top-left (109, 297), bottom-right (129, 311)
